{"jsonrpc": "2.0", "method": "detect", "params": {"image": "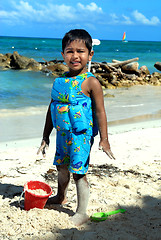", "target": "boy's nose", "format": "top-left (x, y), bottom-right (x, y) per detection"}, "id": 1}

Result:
top-left (72, 51), bottom-right (79, 58)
